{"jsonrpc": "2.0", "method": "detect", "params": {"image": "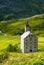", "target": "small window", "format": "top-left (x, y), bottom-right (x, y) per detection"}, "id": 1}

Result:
top-left (34, 38), bottom-right (37, 40)
top-left (26, 46), bottom-right (28, 49)
top-left (25, 41), bottom-right (27, 44)
top-left (34, 42), bottom-right (36, 43)
top-left (31, 35), bottom-right (33, 37)
top-left (30, 41), bottom-right (32, 43)
top-left (26, 39), bottom-right (27, 41)
top-left (34, 45), bottom-right (37, 48)
top-left (29, 35), bottom-right (30, 37)
top-left (25, 45), bottom-right (28, 49)
top-left (25, 43), bottom-right (28, 46)
top-left (30, 37), bottom-right (32, 41)
top-left (29, 35), bottom-right (33, 37)
top-left (34, 44), bottom-right (37, 47)
top-left (34, 47), bottom-right (36, 48)
top-left (26, 38), bottom-right (28, 41)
